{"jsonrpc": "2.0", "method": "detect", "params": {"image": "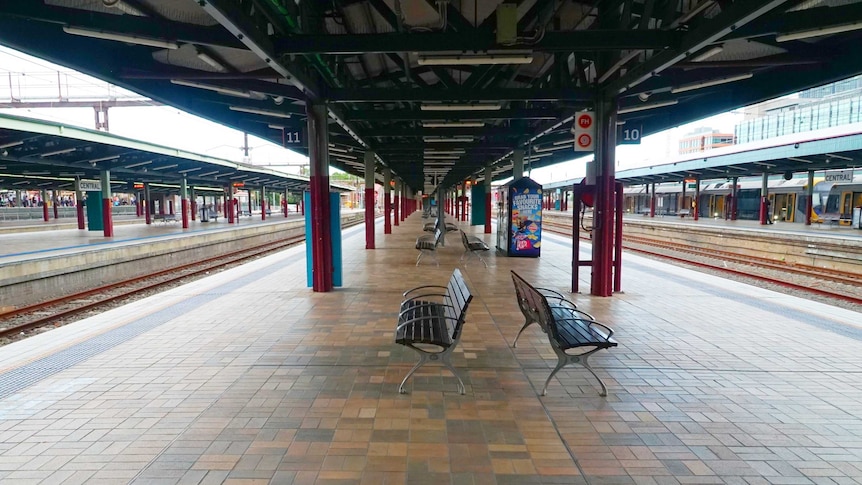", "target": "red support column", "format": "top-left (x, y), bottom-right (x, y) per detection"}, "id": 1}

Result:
top-left (307, 102), bottom-right (333, 292)
top-left (75, 181), bottom-right (86, 229)
top-left (52, 193), bottom-right (59, 219)
top-left (393, 187), bottom-right (400, 227)
top-left (590, 98), bottom-right (616, 297)
top-left (181, 198), bottom-right (189, 228)
top-left (191, 200), bottom-right (197, 221)
top-left (42, 200), bottom-right (49, 222)
top-left (614, 182), bottom-right (624, 293)
top-left (484, 191), bottom-right (492, 234)
top-left (101, 171), bottom-right (113, 237)
top-left (365, 188), bottom-right (375, 249)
